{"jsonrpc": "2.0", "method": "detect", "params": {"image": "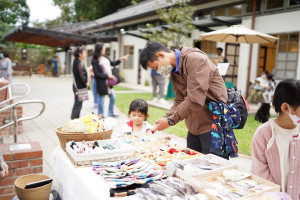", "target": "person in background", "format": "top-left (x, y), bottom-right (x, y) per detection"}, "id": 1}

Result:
top-left (89, 65), bottom-right (99, 109)
top-left (139, 41), bottom-right (227, 154)
top-left (0, 151), bottom-right (9, 180)
top-left (92, 42), bottom-right (117, 117)
top-left (211, 47), bottom-right (228, 66)
top-left (71, 47), bottom-right (88, 119)
top-left (252, 80), bottom-right (300, 199)
top-left (151, 69), bottom-right (167, 104)
top-left (52, 55), bottom-right (59, 77)
top-left (0, 51), bottom-right (13, 83)
top-left (119, 99), bottom-right (152, 138)
top-left (89, 54), bottom-right (129, 109)
top-left (262, 74), bottom-right (276, 104)
top-left (247, 70), bottom-right (269, 104)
